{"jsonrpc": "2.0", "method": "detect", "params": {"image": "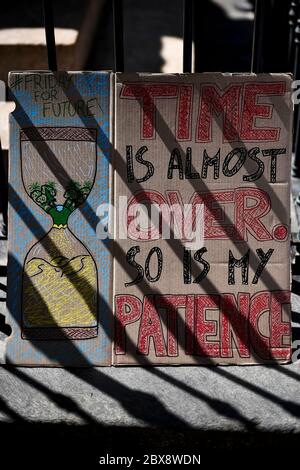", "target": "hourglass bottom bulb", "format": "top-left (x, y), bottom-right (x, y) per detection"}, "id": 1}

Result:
top-left (21, 225), bottom-right (98, 340)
